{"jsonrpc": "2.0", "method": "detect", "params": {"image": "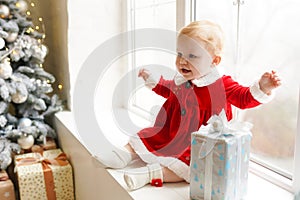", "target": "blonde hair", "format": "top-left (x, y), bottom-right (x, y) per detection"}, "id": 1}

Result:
top-left (178, 20), bottom-right (224, 57)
